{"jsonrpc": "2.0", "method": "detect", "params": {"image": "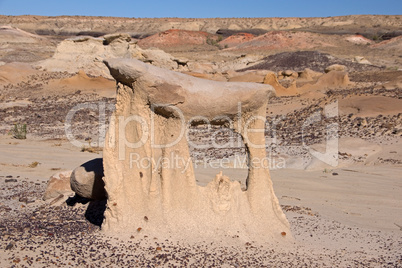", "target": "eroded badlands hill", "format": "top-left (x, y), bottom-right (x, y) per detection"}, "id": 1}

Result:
top-left (1, 15), bottom-right (401, 37)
